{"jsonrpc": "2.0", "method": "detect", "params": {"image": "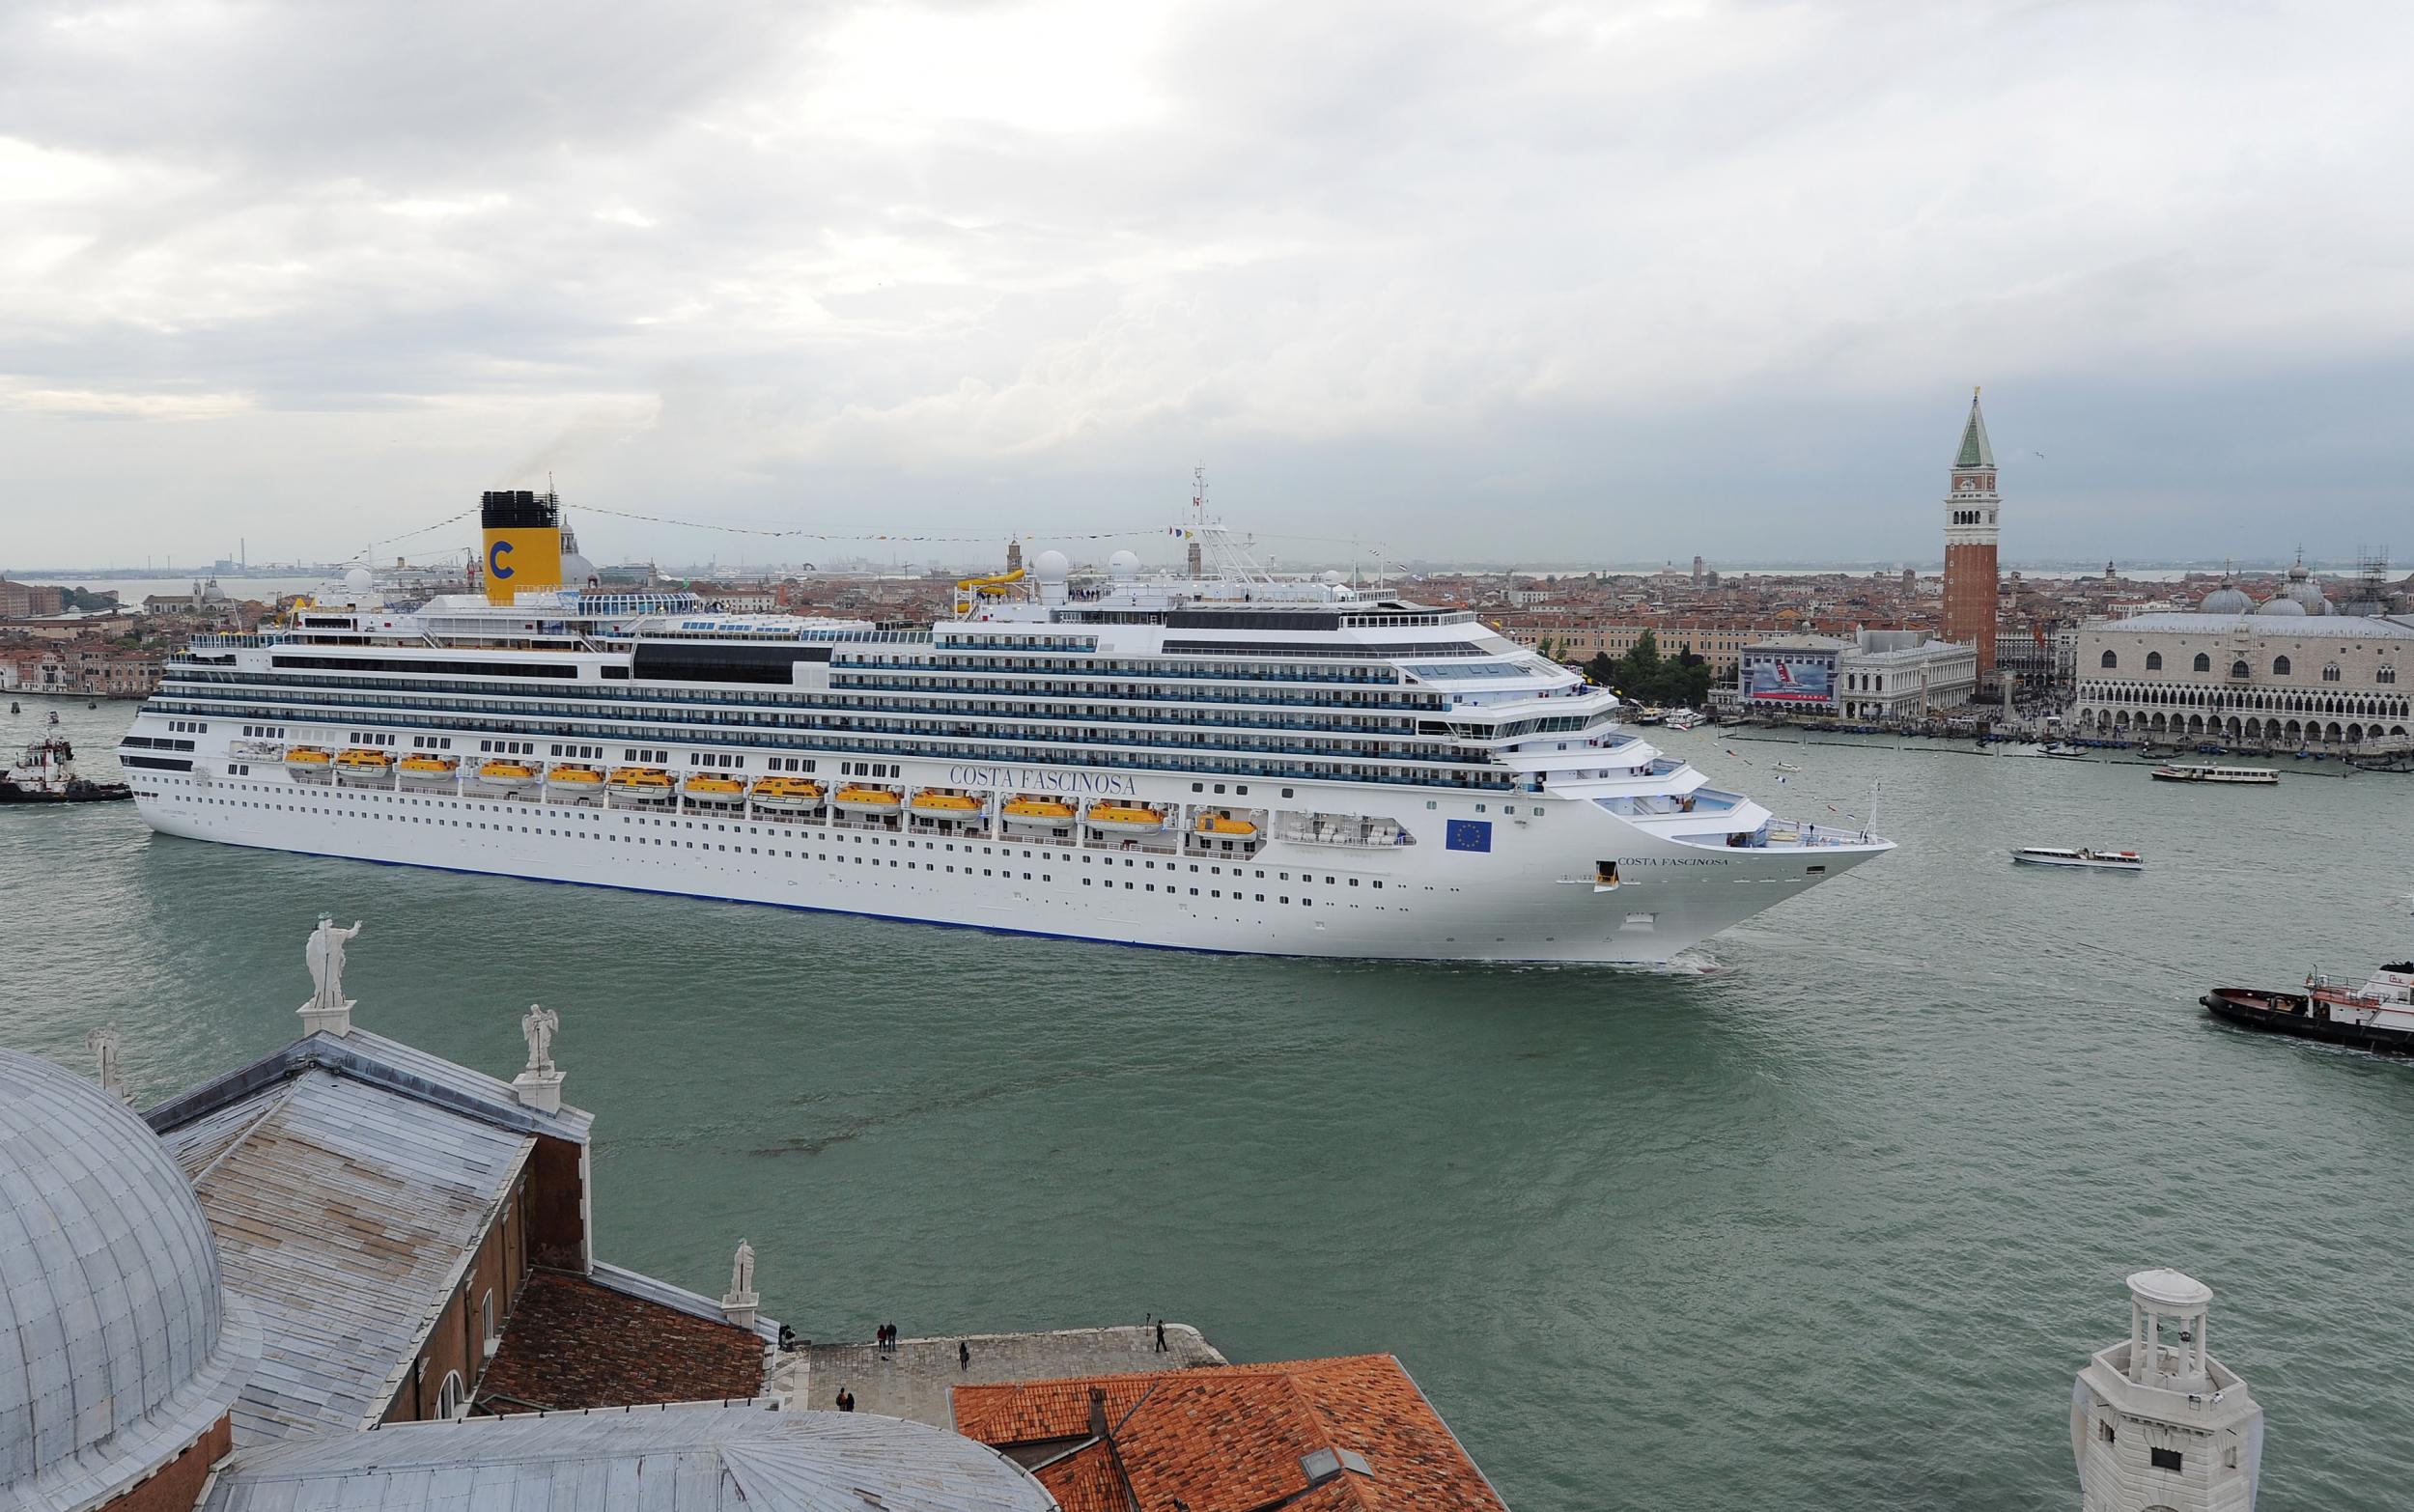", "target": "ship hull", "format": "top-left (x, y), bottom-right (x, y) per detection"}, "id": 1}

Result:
top-left (128, 767), bottom-right (1885, 965)
top-left (2202, 990), bottom-right (2414, 1054)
